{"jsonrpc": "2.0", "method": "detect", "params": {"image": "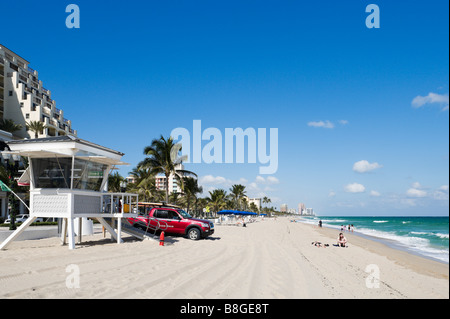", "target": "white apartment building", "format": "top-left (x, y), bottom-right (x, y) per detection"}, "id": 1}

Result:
top-left (0, 44), bottom-right (77, 139)
top-left (154, 164), bottom-right (184, 195)
top-left (248, 197), bottom-right (262, 211)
